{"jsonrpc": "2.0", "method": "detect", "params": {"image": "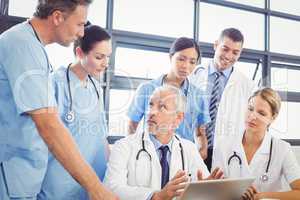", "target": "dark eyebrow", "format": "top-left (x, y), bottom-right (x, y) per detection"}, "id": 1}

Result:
top-left (178, 54), bottom-right (197, 61)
